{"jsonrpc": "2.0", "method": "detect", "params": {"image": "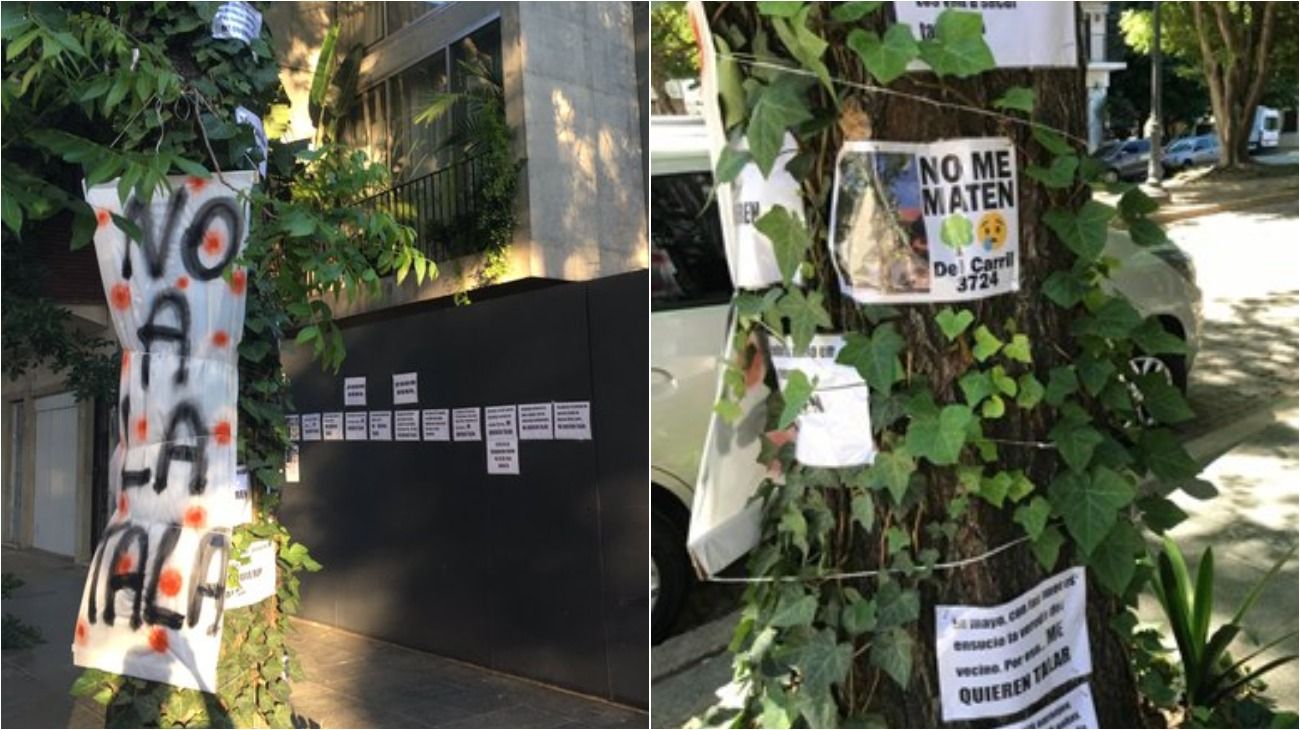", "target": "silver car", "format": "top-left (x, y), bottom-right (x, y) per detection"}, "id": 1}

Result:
top-left (649, 117), bottom-right (1202, 642)
top-left (1165, 135), bottom-right (1220, 172)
